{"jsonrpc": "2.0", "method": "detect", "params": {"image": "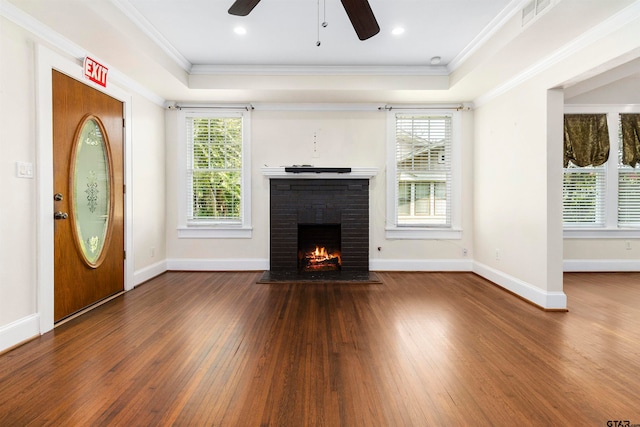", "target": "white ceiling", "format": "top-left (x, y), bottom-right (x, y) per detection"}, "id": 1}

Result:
top-left (118, 0), bottom-right (515, 69)
top-left (5, 0), bottom-right (639, 103)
